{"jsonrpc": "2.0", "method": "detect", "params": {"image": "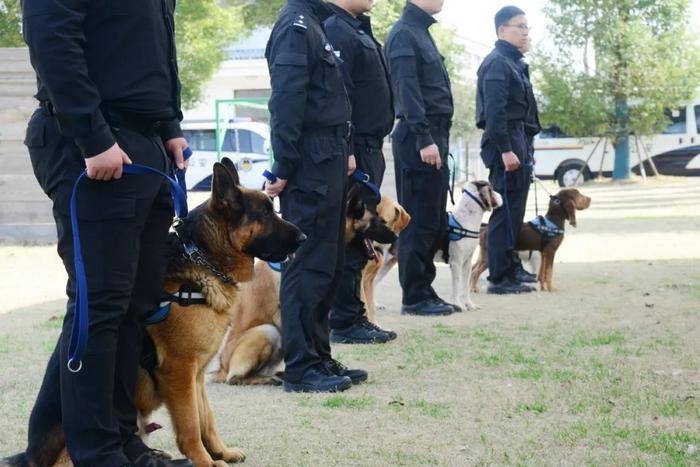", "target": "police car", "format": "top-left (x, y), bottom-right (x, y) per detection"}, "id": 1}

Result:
top-left (534, 101), bottom-right (700, 186)
top-left (181, 120), bottom-right (271, 191)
